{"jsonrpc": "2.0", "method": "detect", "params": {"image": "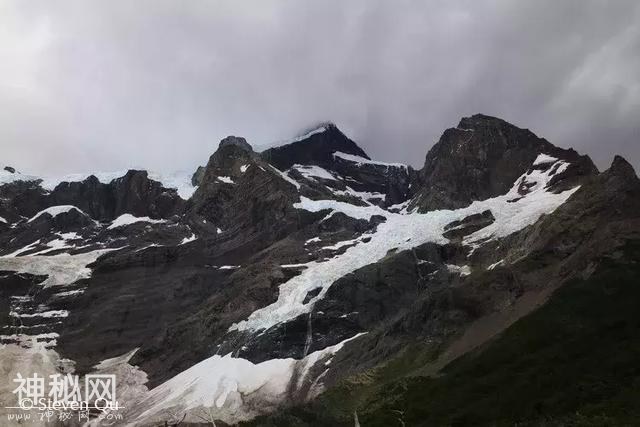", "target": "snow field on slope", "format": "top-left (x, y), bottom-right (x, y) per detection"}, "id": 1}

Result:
top-left (133, 333), bottom-right (366, 424)
top-left (27, 205), bottom-right (86, 222)
top-left (0, 249), bottom-right (116, 287)
top-left (333, 151), bottom-right (408, 168)
top-left (231, 158), bottom-right (579, 332)
top-left (107, 213), bottom-right (167, 229)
